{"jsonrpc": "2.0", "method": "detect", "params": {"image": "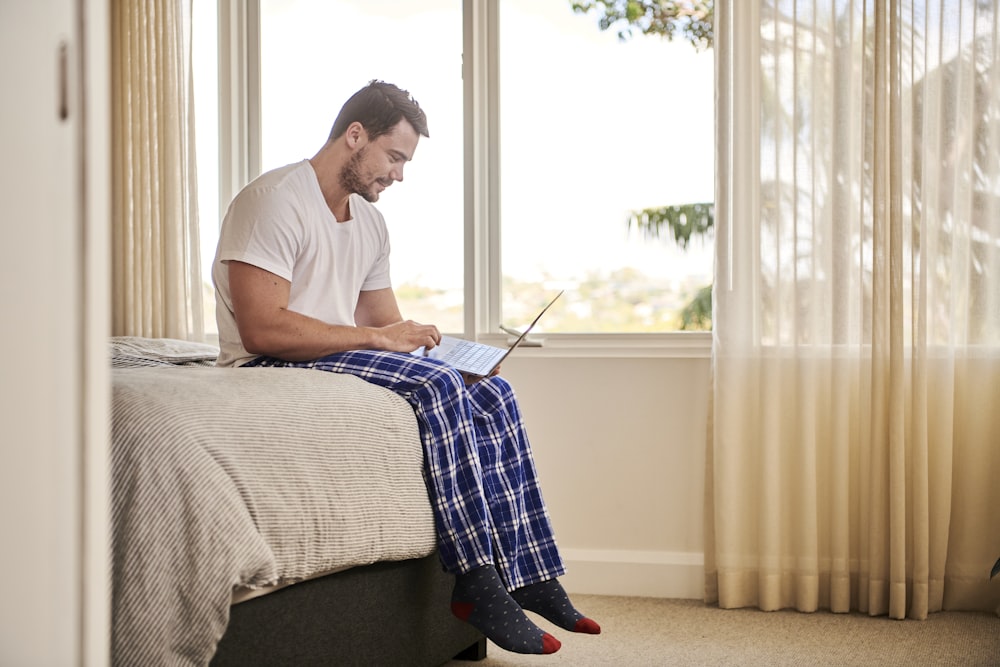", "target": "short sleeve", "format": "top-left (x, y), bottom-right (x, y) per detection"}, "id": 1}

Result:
top-left (217, 185), bottom-right (303, 282)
